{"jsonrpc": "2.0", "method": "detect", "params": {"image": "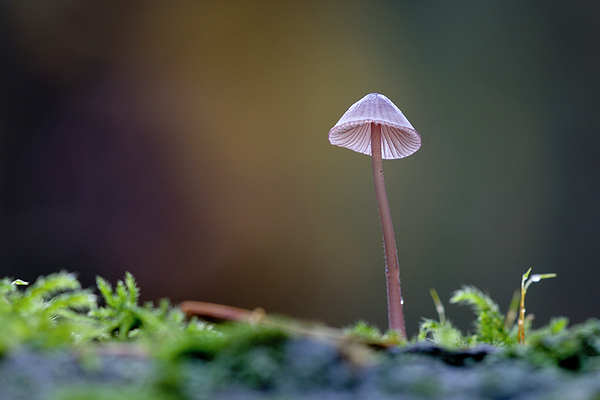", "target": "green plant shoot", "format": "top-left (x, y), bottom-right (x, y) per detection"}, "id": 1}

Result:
top-left (430, 288), bottom-right (446, 325)
top-left (518, 268), bottom-right (557, 345)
